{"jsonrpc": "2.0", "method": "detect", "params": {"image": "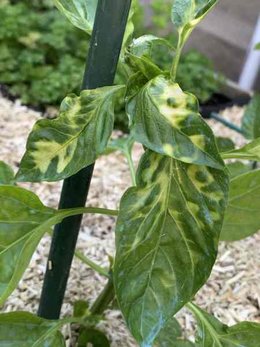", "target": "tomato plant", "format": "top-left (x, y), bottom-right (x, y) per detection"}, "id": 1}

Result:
top-left (1, 0), bottom-right (260, 346)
